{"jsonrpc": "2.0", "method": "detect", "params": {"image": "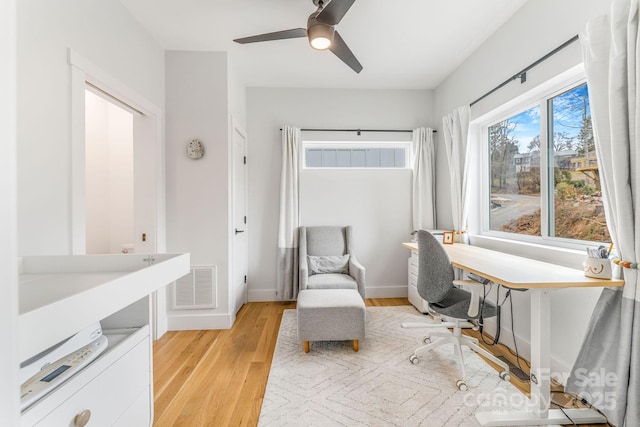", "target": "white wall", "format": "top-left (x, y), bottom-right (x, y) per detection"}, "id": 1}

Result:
top-left (433, 0), bottom-right (614, 376)
top-left (1, 0), bottom-right (19, 422)
top-left (228, 57), bottom-right (247, 130)
top-left (85, 91), bottom-right (134, 255)
top-left (246, 88), bottom-right (433, 301)
top-left (85, 92), bottom-right (110, 254)
top-left (165, 51), bottom-right (232, 329)
top-left (301, 169), bottom-right (412, 297)
top-left (17, 0), bottom-right (164, 256)
top-left (106, 103), bottom-right (134, 254)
